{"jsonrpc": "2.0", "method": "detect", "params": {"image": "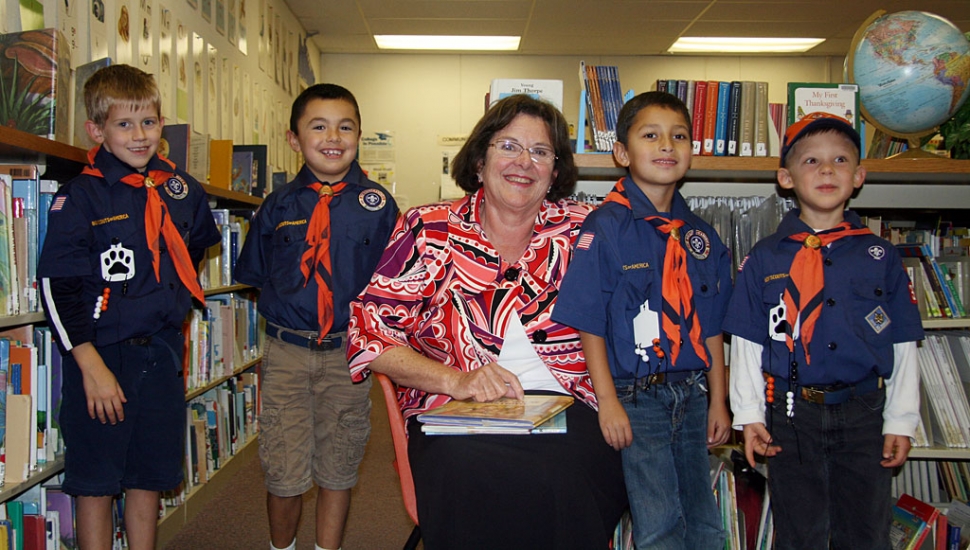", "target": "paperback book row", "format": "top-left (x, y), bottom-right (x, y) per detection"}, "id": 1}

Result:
top-left (0, 167), bottom-right (56, 318)
top-left (0, 326), bottom-right (64, 488)
top-left (897, 243), bottom-right (969, 321)
top-left (199, 209), bottom-right (251, 291)
top-left (183, 292), bottom-right (262, 393)
top-left (162, 372), bottom-right (260, 512)
top-left (654, 79), bottom-right (782, 158)
top-left (0, 476), bottom-right (76, 550)
top-left (913, 331), bottom-right (970, 449)
top-left (580, 62), bottom-right (625, 153)
top-left (893, 458), bottom-right (970, 516)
